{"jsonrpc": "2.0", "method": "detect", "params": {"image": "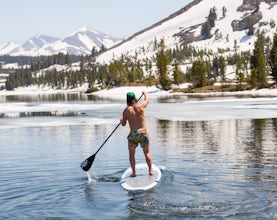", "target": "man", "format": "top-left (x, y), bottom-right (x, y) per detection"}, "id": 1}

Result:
top-left (120, 91), bottom-right (153, 177)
